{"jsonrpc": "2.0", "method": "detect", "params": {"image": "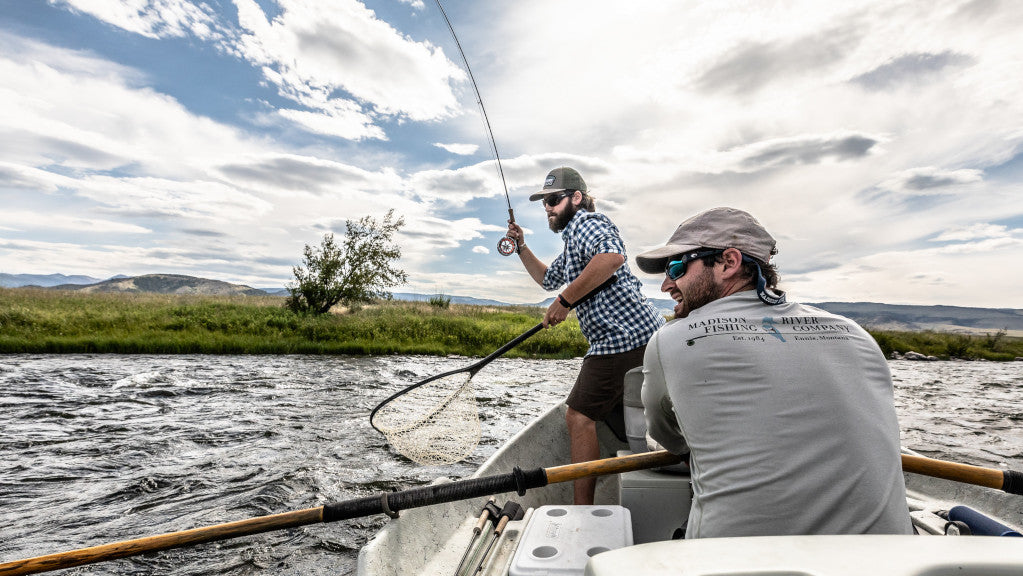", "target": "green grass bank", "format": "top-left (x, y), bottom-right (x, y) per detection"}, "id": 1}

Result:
top-left (1, 288), bottom-right (1020, 360)
top-left (0, 288), bottom-right (588, 357)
